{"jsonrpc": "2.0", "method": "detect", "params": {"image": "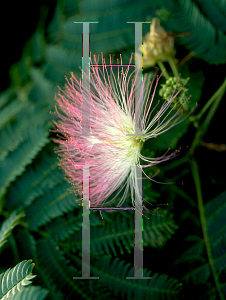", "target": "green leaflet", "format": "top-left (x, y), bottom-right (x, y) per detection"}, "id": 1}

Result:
top-left (36, 238), bottom-right (110, 300)
top-left (195, 0), bottom-right (226, 32)
top-left (164, 0), bottom-right (226, 64)
top-left (92, 256), bottom-right (182, 300)
top-left (0, 211), bottom-right (25, 250)
top-left (43, 210), bottom-right (104, 242)
top-left (0, 103), bottom-right (51, 164)
top-left (32, 30), bottom-right (46, 64)
top-left (69, 209), bottom-right (178, 256)
top-left (14, 232), bottom-right (64, 300)
top-left (6, 150), bottom-right (63, 210)
top-left (29, 68), bottom-right (58, 103)
top-left (0, 260), bottom-right (37, 299)
top-left (7, 286), bottom-right (48, 300)
top-left (0, 99), bottom-right (26, 131)
top-left (24, 182), bottom-right (79, 230)
top-left (0, 89), bottom-right (16, 110)
top-left (0, 124), bottom-right (50, 198)
top-left (43, 213), bottom-right (80, 241)
top-left (0, 108), bottom-right (33, 163)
